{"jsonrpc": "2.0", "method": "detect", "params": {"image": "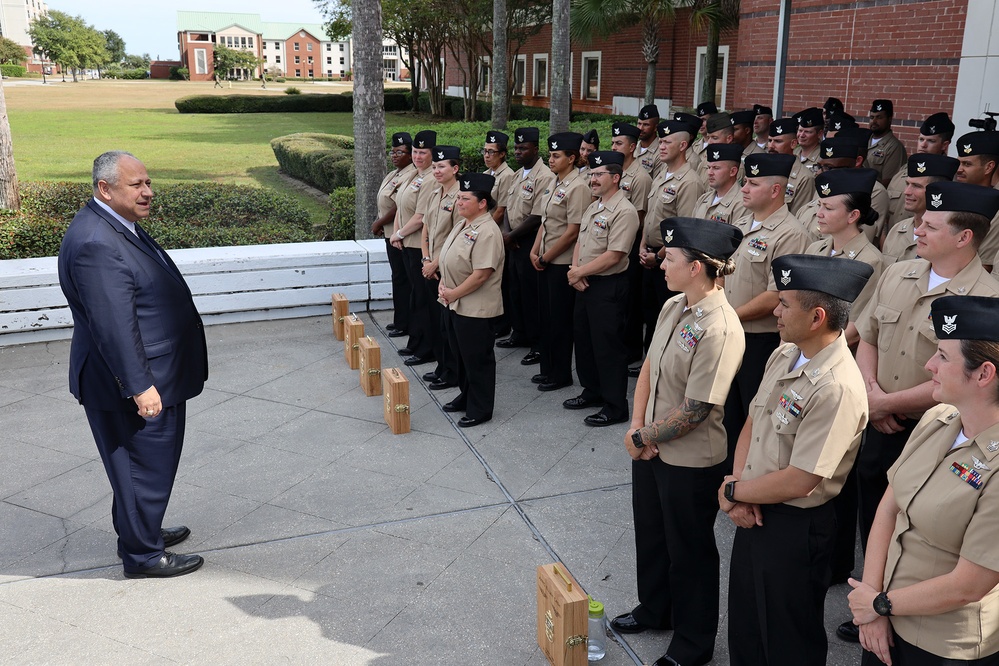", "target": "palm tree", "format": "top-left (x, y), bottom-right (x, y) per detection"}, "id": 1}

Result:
top-left (690, 0), bottom-right (740, 106)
